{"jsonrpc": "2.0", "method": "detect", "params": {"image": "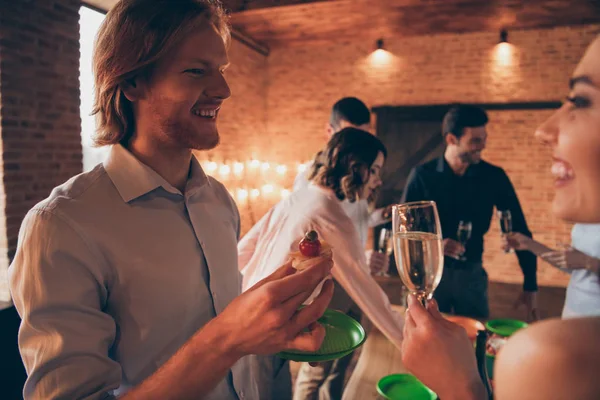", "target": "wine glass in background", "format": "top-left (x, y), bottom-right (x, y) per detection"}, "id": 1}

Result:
top-left (456, 220), bottom-right (472, 261)
top-left (376, 228), bottom-right (393, 277)
top-left (498, 210), bottom-right (514, 253)
top-left (392, 201), bottom-right (444, 306)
